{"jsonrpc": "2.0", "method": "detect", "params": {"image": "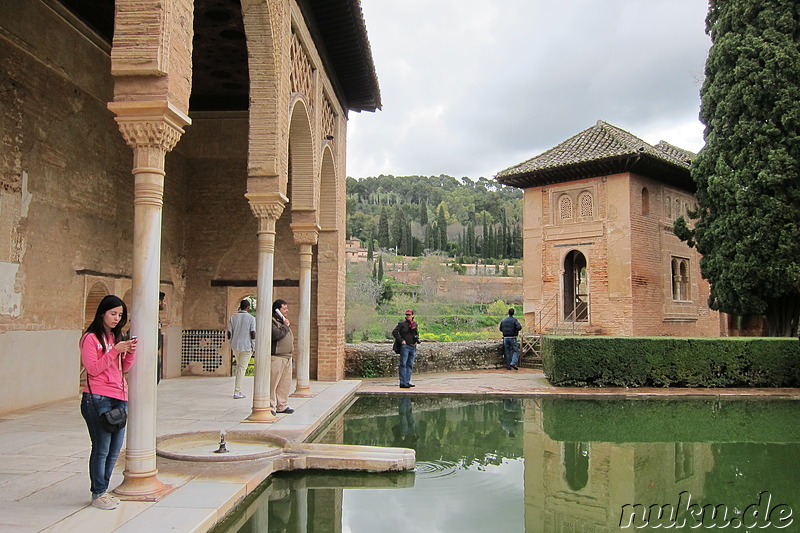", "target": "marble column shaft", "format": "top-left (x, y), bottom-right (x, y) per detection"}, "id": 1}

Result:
top-left (246, 193), bottom-right (287, 422)
top-left (110, 111), bottom-right (186, 499)
top-left (292, 226), bottom-right (318, 397)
